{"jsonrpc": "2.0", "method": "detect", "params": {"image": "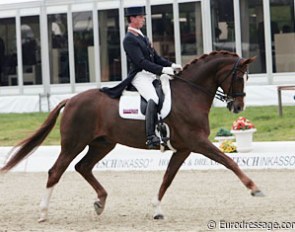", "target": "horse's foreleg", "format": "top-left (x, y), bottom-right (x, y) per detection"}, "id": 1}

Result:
top-left (199, 141), bottom-right (263, 196)
top-left (75, 143), bottom-right (116, 216)
top-left (153, 150), bottom-right (190, 220)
